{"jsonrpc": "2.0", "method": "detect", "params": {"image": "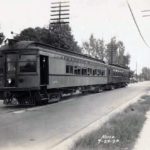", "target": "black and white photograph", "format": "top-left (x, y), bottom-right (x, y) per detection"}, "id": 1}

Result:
top-left (0, 0), bottom-right (150, 150)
